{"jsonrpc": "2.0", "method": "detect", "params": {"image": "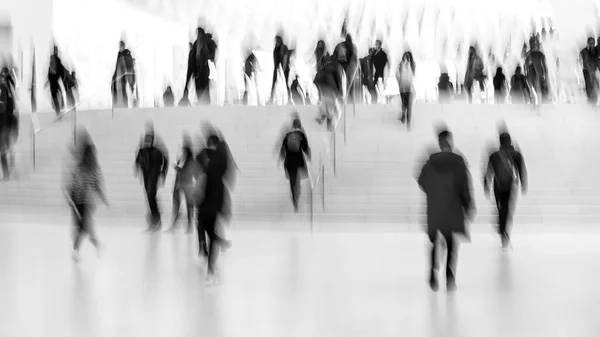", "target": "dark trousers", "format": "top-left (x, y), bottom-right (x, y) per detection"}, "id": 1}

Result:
top-left (195, 76), bottom-right (211, 104)
top-left (66, 88), bottom-right (76, 111)
top-left (400, 92), bottom-right (413, 125)
top-left (465, 78), bottom-right (486, 103)
top-left (112, 77), bottom-right (132, 108)
top-left (270, 67), bottom-right (290, 102)
top-left (50, 81), bottom-right (62, 114)
top-left (287, 168), bottom-right (301, 208)
top-left (0, 126), bottom-right (15, 179)
top-left (428, 230), bottom-right (457, 281)
top-left (197, 211), bottom-right (223, 275)
top-left (0, 152), bottom-right (8, 179)
top-left (172, 183), bottom-right (194, 229)
top-left (494, 186), bottom-right (514, 240)
top-left (144, 176), bottom-right (161, 227)
top-left (72, 203), bottom-right (98, 251)
top-left (583, 69), bottom-right (598, 104)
